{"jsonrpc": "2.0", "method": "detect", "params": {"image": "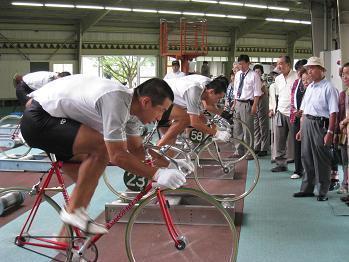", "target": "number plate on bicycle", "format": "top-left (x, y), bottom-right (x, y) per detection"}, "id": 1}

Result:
top-left (189, 129), bottom-right (204, 143)
top-left (123, 171), bottom-right (148, 191)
